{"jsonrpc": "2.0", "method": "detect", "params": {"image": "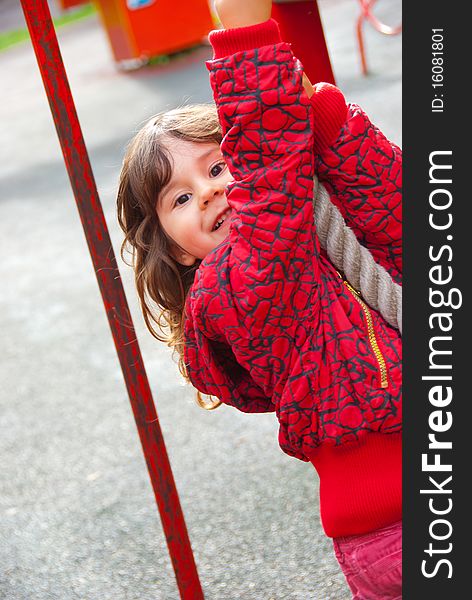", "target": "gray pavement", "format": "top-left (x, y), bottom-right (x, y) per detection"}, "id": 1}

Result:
top-left (0, 1), bottom-right (401, 598)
